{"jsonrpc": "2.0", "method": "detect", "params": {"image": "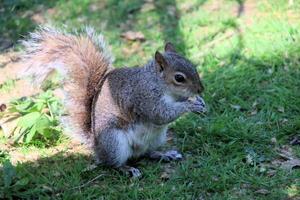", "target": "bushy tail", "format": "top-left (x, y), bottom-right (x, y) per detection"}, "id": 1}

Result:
top-left (20, 26), bottom-right (114, 144)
